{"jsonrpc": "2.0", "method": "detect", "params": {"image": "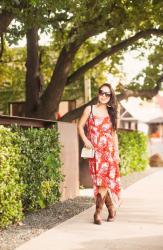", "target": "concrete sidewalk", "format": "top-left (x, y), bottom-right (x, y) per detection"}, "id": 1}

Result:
top-left (17, 169), bottom-right (163, 250)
